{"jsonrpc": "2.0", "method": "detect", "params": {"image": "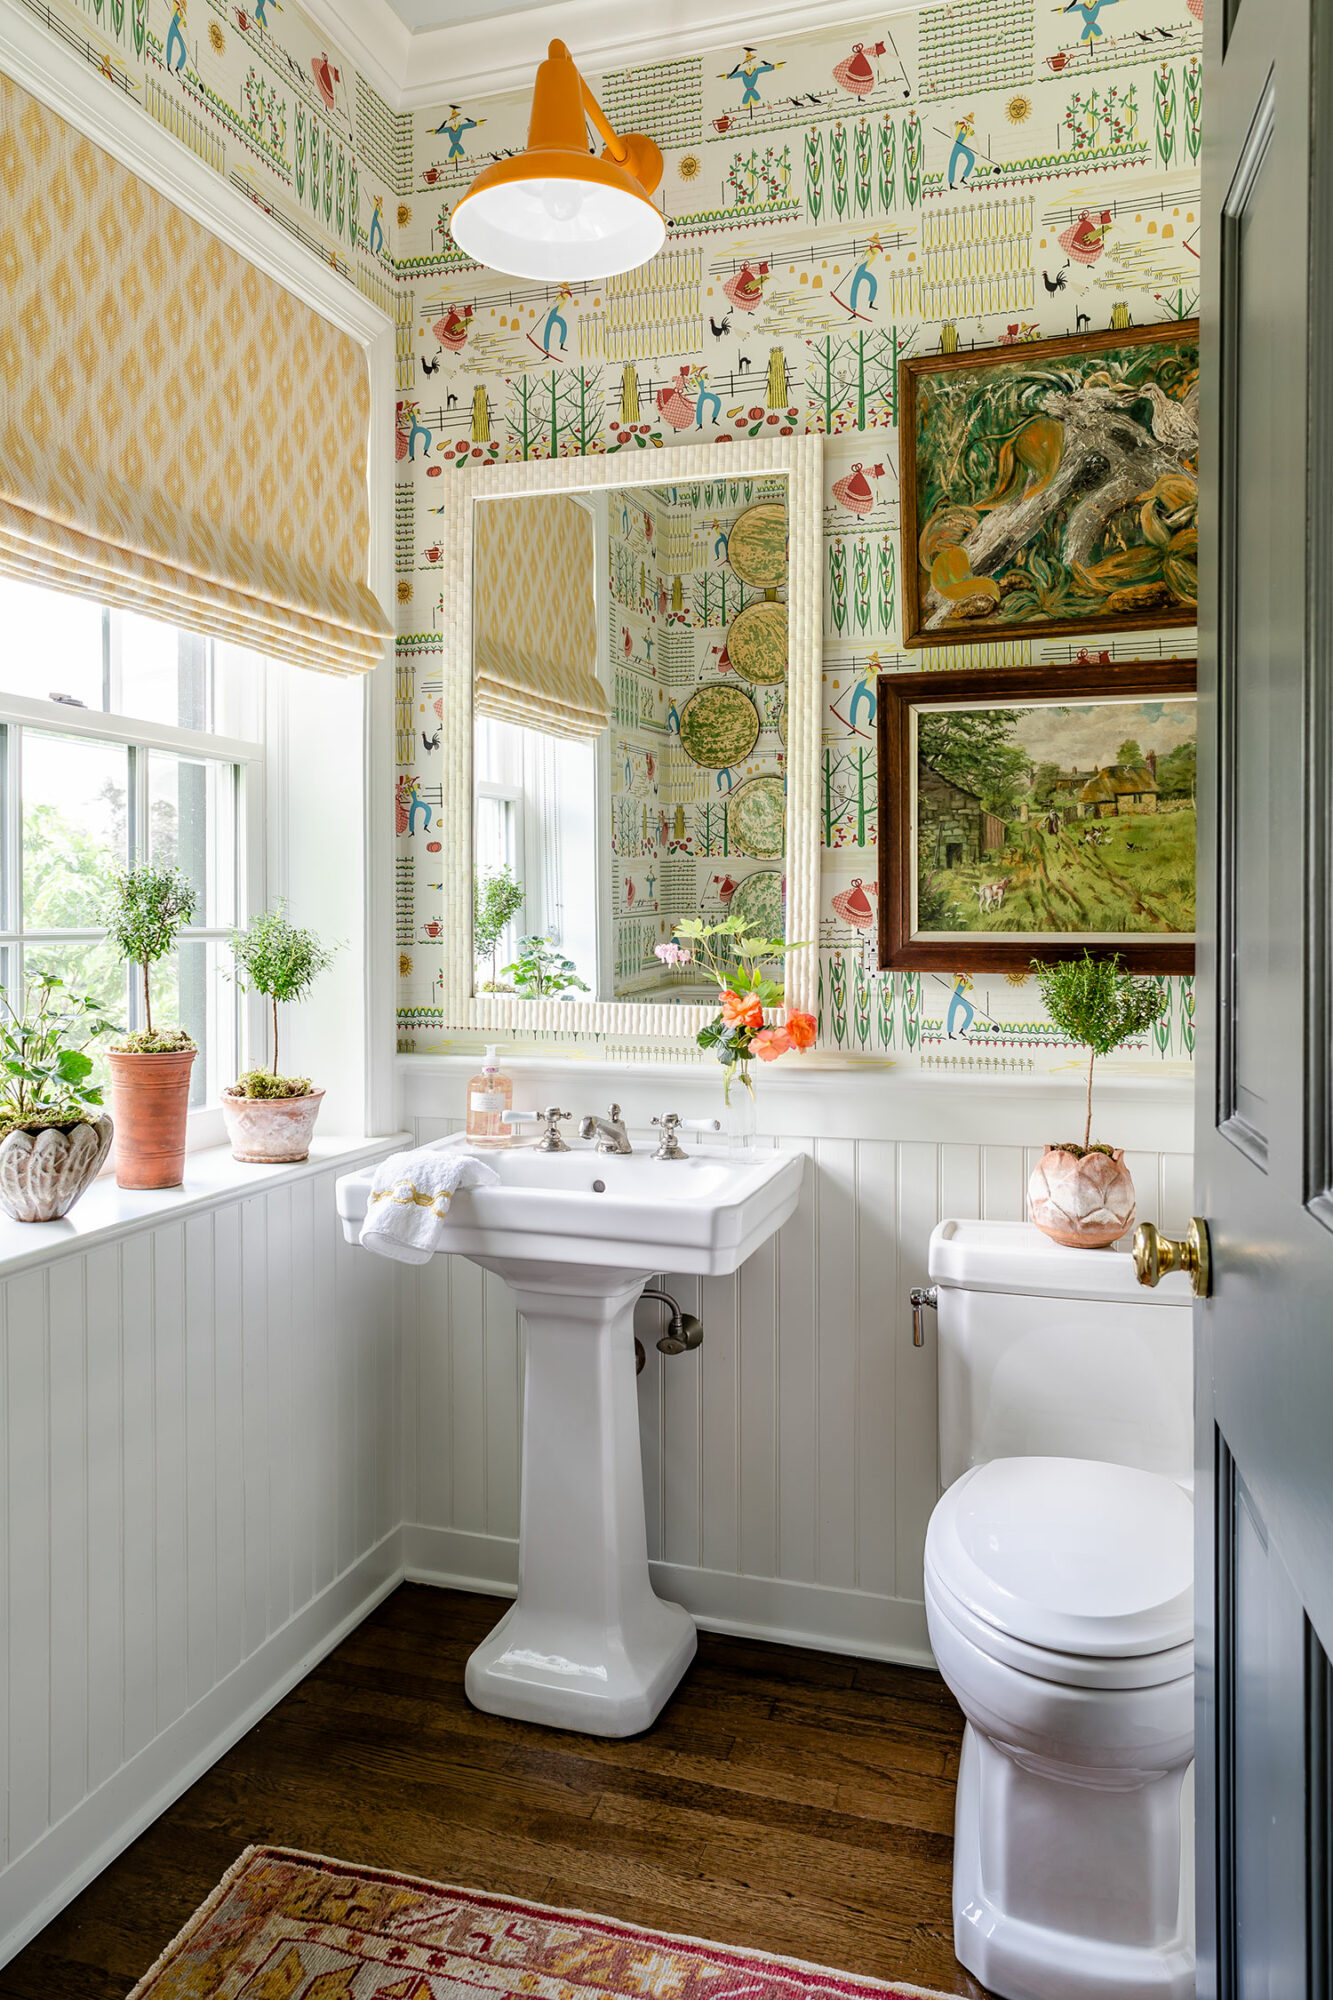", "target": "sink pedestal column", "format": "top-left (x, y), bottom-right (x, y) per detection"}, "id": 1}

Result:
top-left (464, 1261), bottom-right (697, 1737)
